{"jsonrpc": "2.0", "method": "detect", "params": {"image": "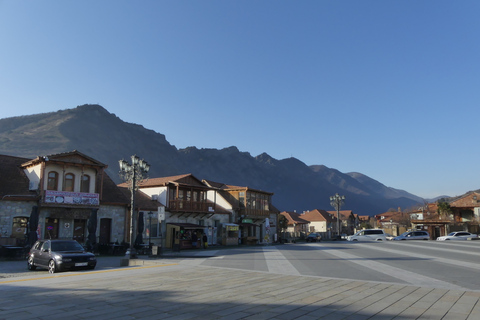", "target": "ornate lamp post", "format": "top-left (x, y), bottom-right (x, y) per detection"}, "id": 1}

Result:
top-left (148, 211), bottom-right (153, 251)
top-left (119, 155), bottom-right (150, 259)
top-left (330, 193), bottom-right (345, 239)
